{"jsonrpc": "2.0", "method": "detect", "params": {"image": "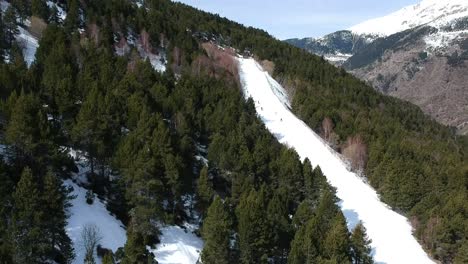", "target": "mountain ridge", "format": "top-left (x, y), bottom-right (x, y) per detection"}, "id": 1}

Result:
top-left (285, 0), bottom-right (468, 134)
